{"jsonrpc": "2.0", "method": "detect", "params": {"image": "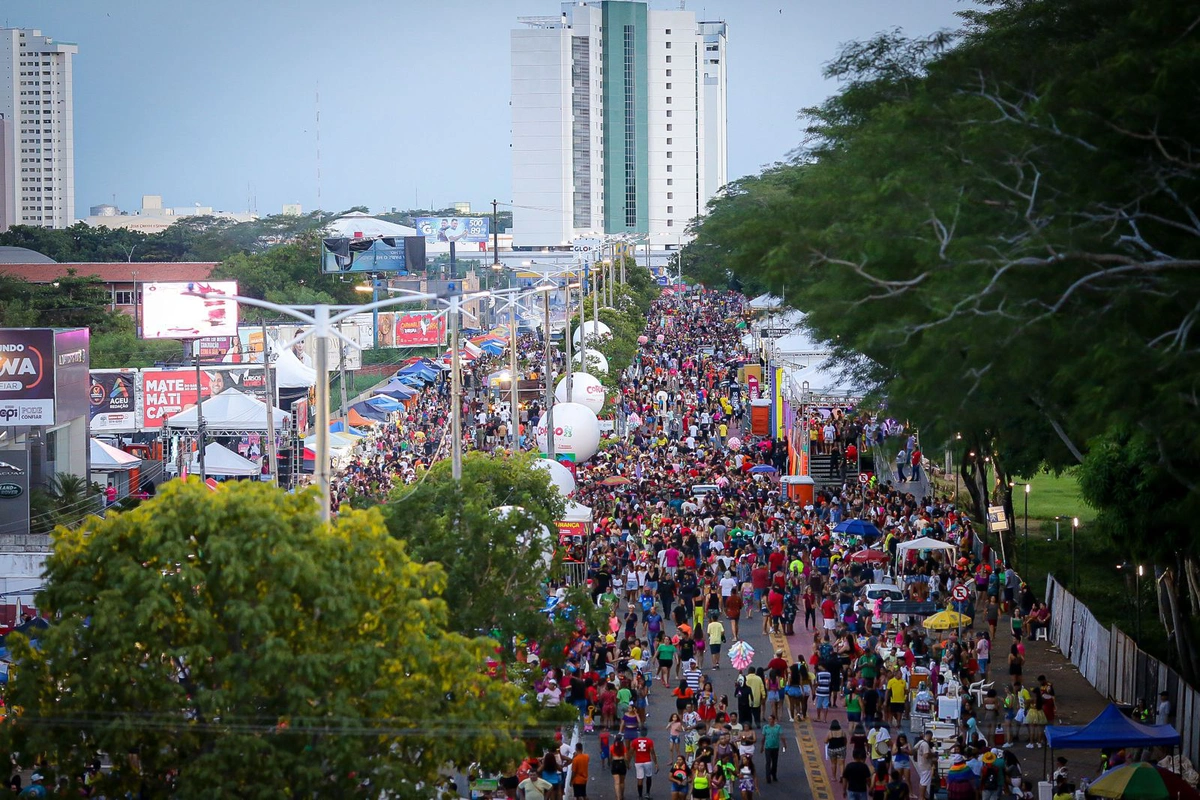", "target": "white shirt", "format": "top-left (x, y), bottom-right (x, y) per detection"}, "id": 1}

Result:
top-left (719, 576), bottom-right (738, 598)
